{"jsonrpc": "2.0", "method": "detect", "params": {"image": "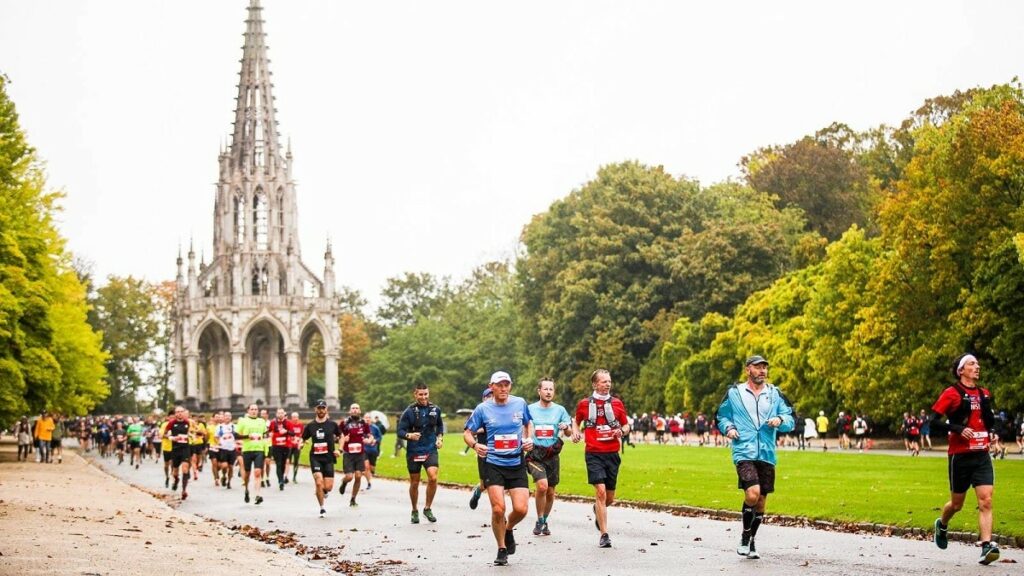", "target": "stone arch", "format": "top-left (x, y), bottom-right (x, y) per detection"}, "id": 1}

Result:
top-left (239, 311), bottom-right (292, 351)
top-left (189, 314), bottom-right (232, 355)
top-left (299, 320), bottom-right (329, 407)
top-left (243, 316), bottom-right (287, 408)
top-left (195, 316), bottom-right (231, 409)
